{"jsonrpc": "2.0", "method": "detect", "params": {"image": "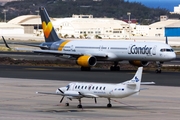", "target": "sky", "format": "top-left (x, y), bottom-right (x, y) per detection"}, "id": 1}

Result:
top-left (126, 0), bottom-right (180, 11)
